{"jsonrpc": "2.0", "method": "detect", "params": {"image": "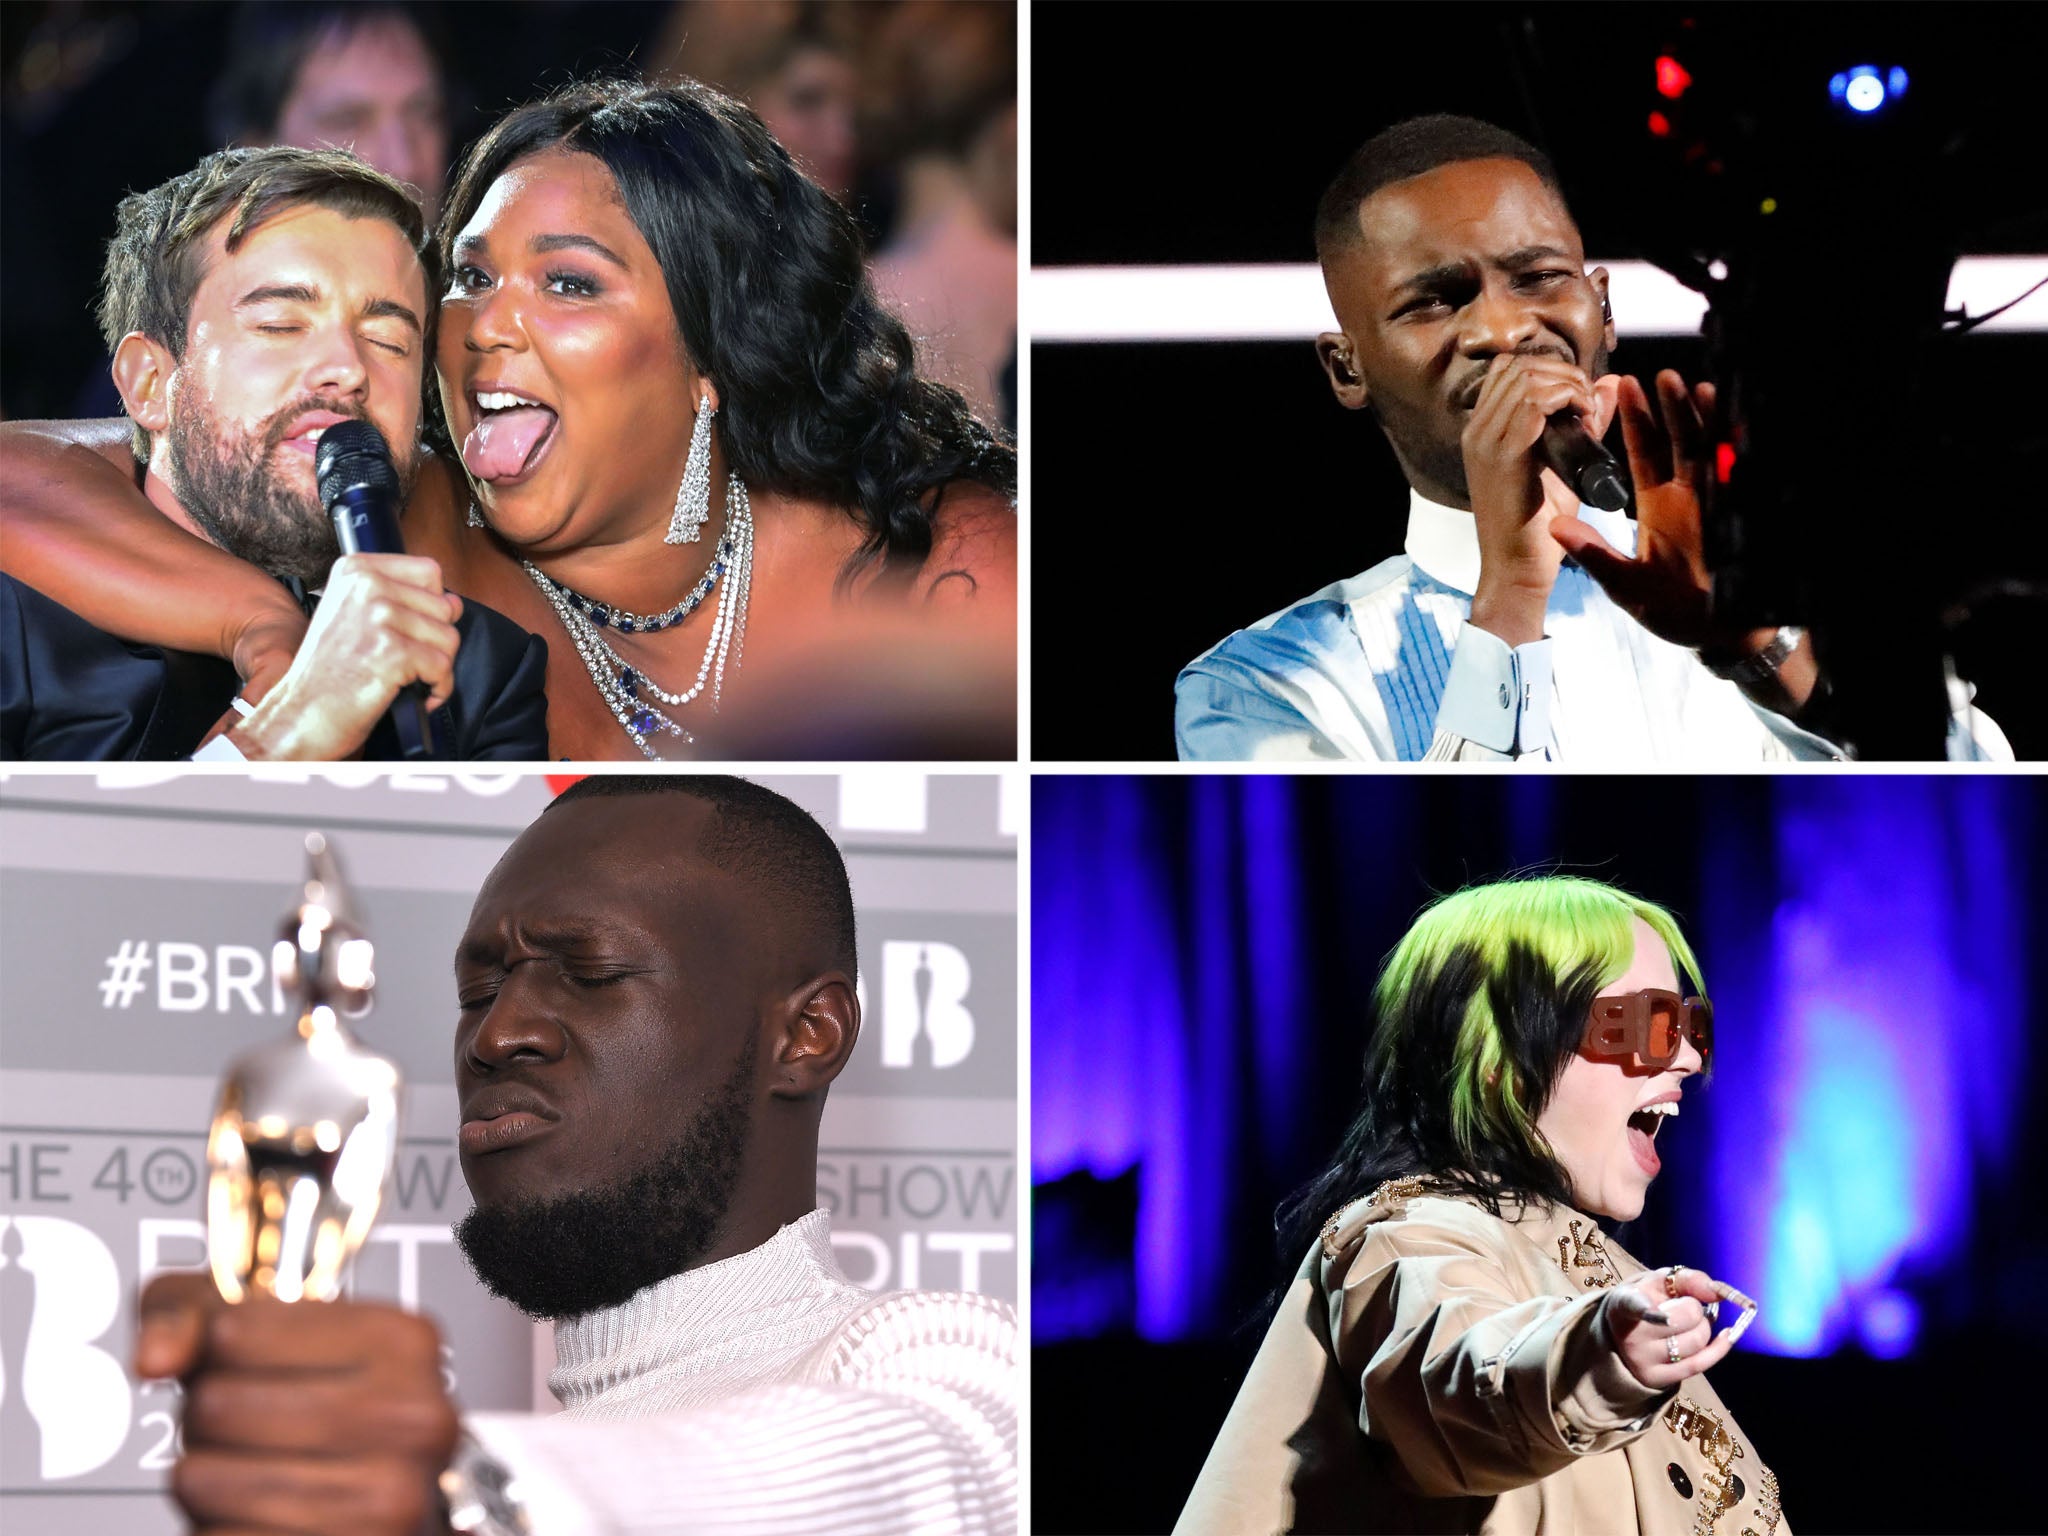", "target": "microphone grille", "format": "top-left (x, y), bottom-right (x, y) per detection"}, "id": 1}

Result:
top-left (315, 419), bottom-right (400, 513)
